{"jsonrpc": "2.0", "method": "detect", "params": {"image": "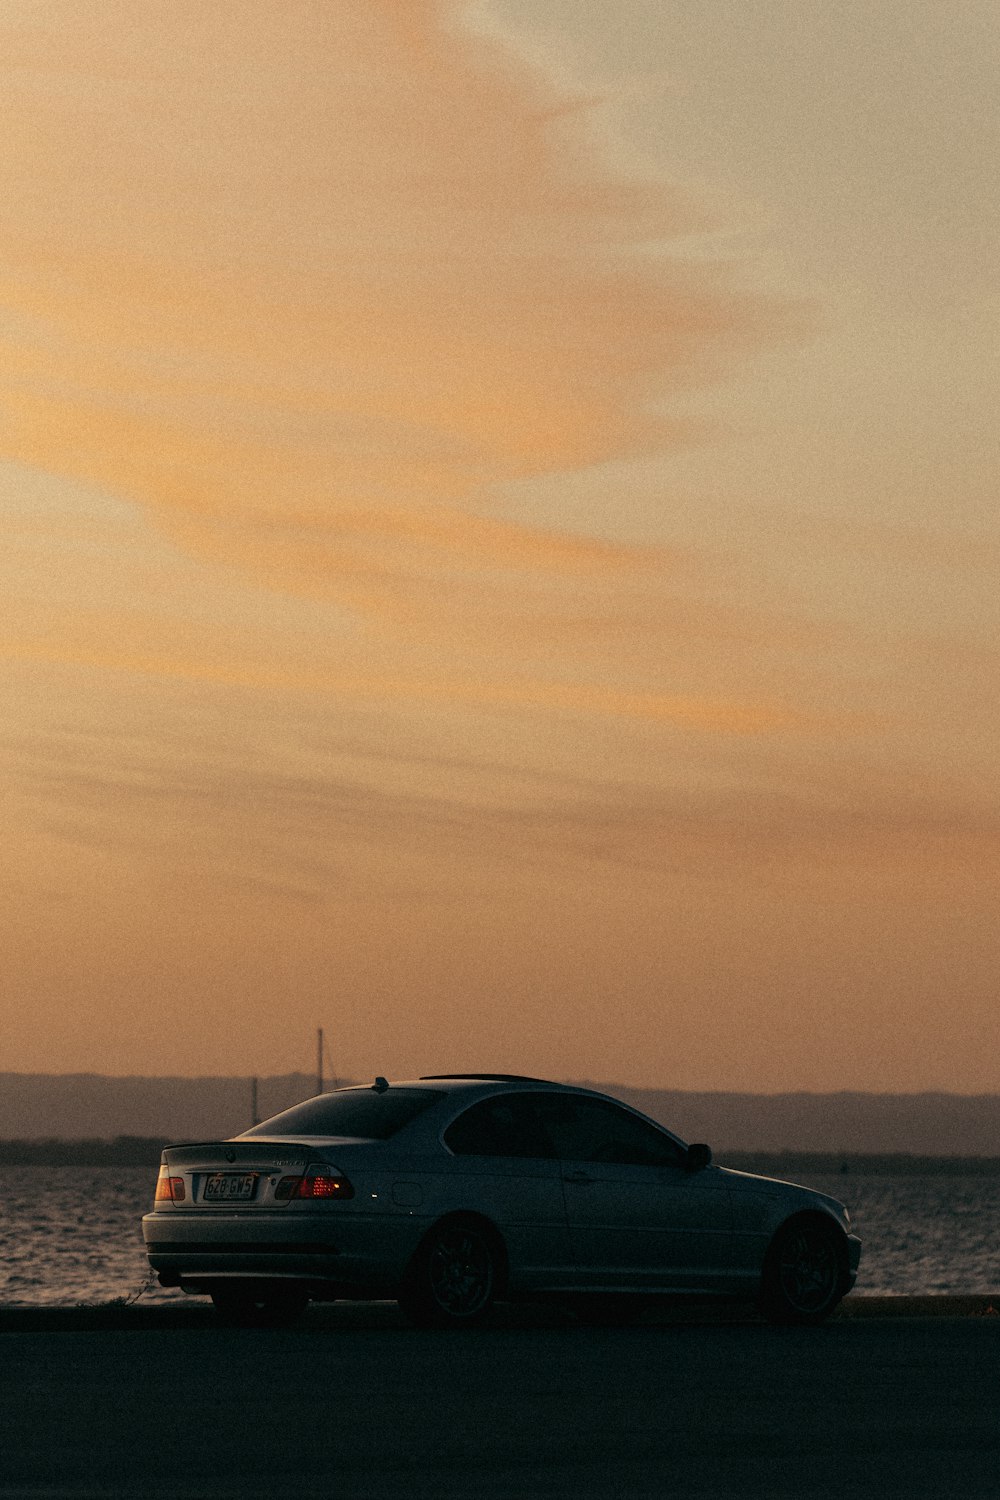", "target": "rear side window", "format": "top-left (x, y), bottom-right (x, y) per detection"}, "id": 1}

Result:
top-left (242, 1088), bottom-right (444, 1140)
